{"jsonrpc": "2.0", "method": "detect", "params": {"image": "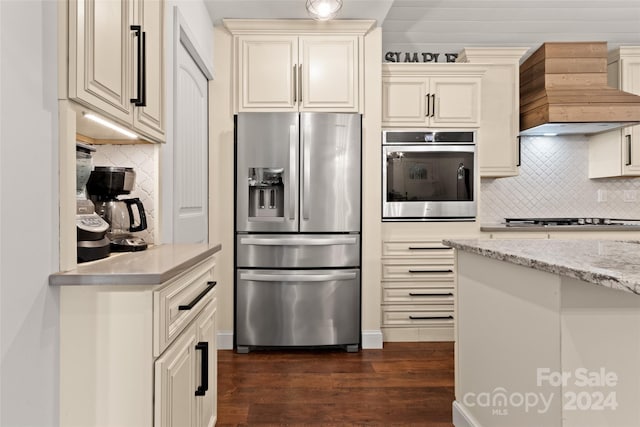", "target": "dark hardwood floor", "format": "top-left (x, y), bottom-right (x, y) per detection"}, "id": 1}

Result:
top-left (217, 342), bottom-right (455, 426)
